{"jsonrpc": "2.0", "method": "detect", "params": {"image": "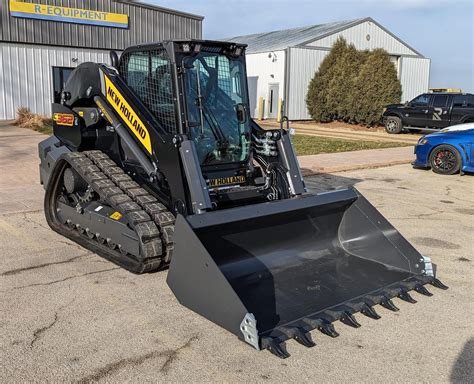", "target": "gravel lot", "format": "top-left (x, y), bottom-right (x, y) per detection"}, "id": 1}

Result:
top-left (0, 136), bottom-right (473, 382)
